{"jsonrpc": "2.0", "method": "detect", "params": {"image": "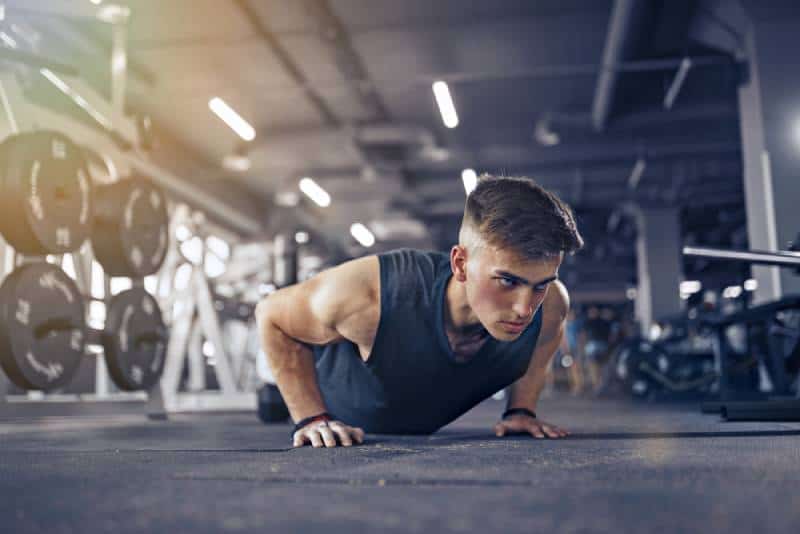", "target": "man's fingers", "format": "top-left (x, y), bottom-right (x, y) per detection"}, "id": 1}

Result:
top-left (293, 422), bottom-right (365, 448)
top-left (317, 425), bottom-right (338, 447)
top-left (307, 428), bottom-right (324, 448)
top-left (328, 423), bottom-right (353, 447)
top-left (494, 418), bottom-right (571, 440)
top-left (530, 426), bottom-right (546, 439)
top-left (540, 425), bottom-right (560, 439)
